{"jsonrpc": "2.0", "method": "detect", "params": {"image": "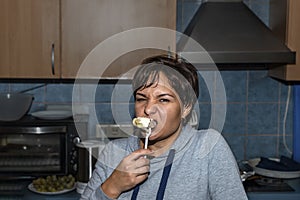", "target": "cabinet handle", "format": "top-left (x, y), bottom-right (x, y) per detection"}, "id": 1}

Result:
top-left (51, 43), bottom-right (55, 75)
top-left (168, 46), bottom-right (171, 58)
